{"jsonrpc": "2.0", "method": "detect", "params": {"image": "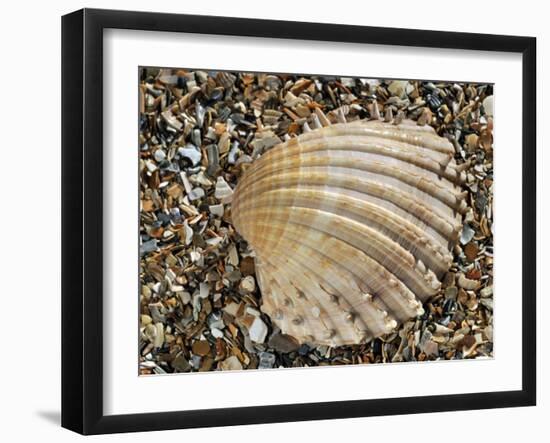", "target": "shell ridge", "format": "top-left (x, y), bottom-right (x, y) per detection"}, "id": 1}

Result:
top-left (234, 186), bottom-right (452, 269)
top-left (295, 121), bottom-right (454, 155)
top-left (241, 154), bottom-right (463, 211)
top-left (247, 214), bottom-right (439, 300)
top-left (235, 171), bottom-right (459, 238)
top-left (252, 136), bottom-right (460, 181)
top-left (249, 221), bottom-right (429, 323)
